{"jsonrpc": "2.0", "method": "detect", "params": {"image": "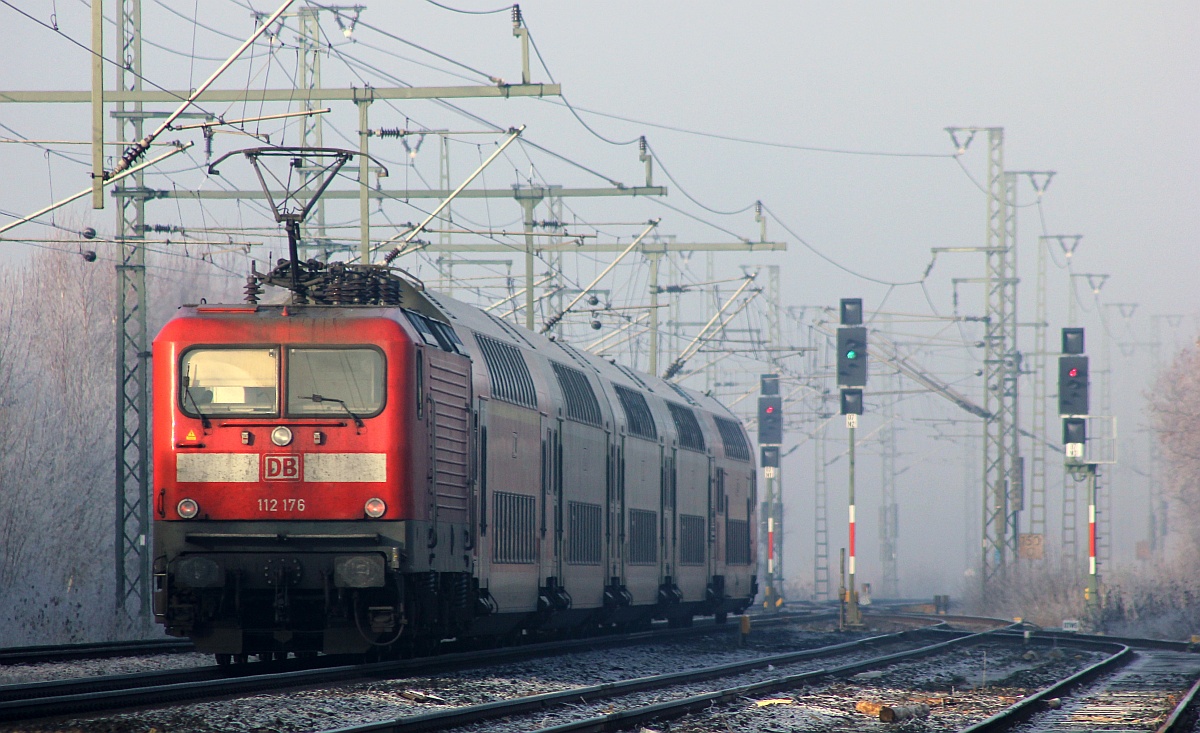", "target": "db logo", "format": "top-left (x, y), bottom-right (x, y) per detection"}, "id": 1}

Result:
top-left (263, 455), bottom-right (302, 481)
